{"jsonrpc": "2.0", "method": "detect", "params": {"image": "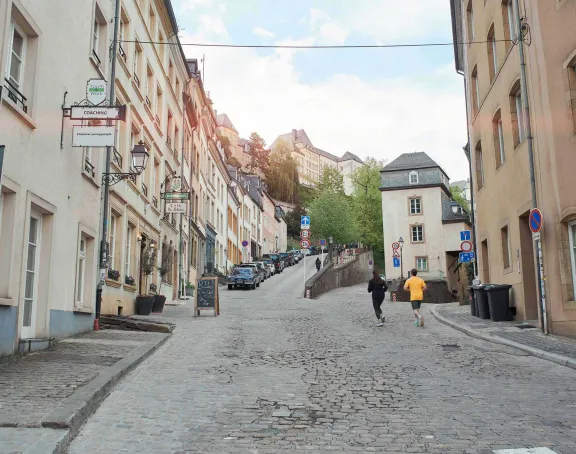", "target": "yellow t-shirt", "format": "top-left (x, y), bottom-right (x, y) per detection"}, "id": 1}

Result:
top-left (405, 276), bottom-right (426, 301)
